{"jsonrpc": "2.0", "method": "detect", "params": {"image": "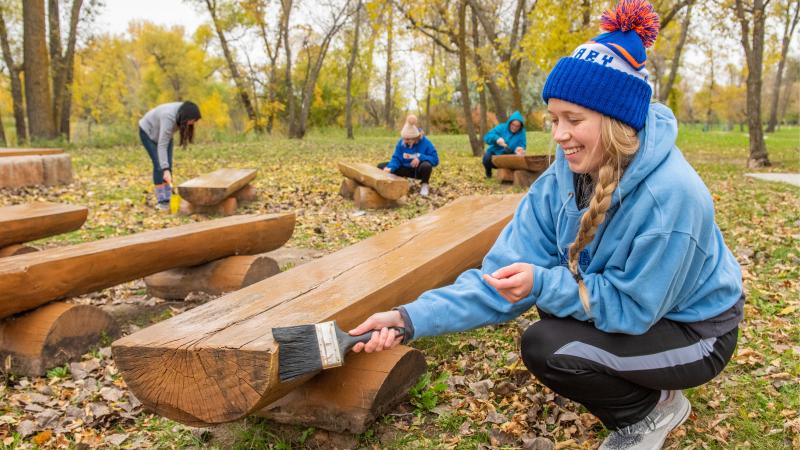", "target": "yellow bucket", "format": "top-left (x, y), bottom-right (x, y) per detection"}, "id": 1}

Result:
top-left (169, 183), bottom-right (182, 214)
